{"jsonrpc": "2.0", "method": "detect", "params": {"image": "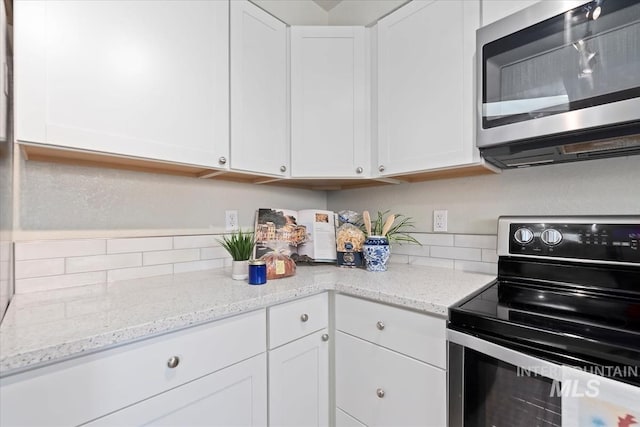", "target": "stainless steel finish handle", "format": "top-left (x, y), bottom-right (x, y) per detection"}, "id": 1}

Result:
top-left (376, 388), bottom-right (385, 398)
top-left (378, 165), bottom-right (385, 172)
top-left (167, 356), bottom-right (180, 369)
top-left (447, 329), bottom-right (562, 381)
top-left (376, 321), bottom-right (385, 330)
top-left (300, 313), bottom-right (309, 322)
top-left (280, 165), bottom-right (287, 173)
top-left (356, 166), bottom-right (363, 174)
top-left (218, 156), bottom-right (227, 165)
top-left (321, 333), bottom-right (329, 342)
